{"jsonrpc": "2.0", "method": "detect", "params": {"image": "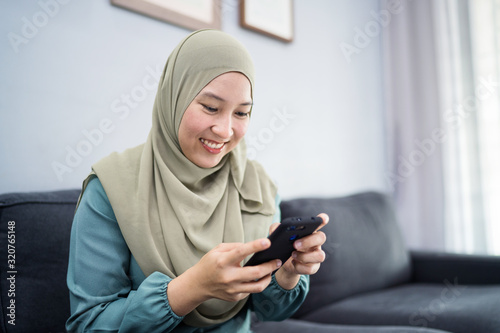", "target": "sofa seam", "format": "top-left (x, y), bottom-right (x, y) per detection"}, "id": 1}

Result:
top-left (0, 200), bottom-right (78, 209)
